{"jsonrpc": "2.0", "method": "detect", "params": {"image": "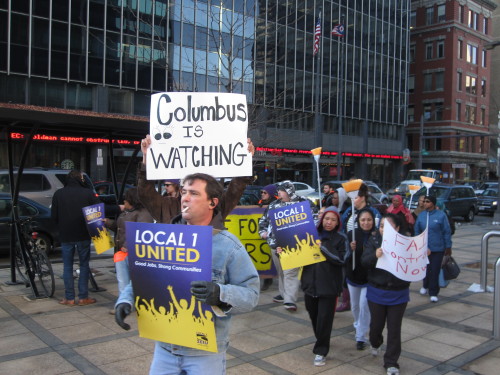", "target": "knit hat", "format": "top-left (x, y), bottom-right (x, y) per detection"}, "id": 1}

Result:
top-left (317, 206), bottom-right (342, 232)
top-left (164, 179), bottom-right (180, 186)
top-left (425, 195), bottom-right (437, 206)
top-left (277, 180), bottom-right (295, 196)
top-left (262, 184), bottom-right (277, 197)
